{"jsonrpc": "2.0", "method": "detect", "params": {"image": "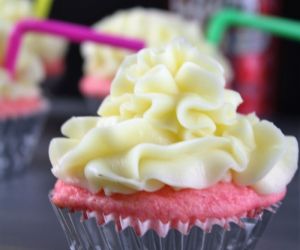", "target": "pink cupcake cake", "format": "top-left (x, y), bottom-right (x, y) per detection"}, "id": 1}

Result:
top-left (80, 7), bottom-right (231, 113)
top-left (0, 48), bottom-right (48, 178)
top-left (50, 40), bottom-right (298, 249)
